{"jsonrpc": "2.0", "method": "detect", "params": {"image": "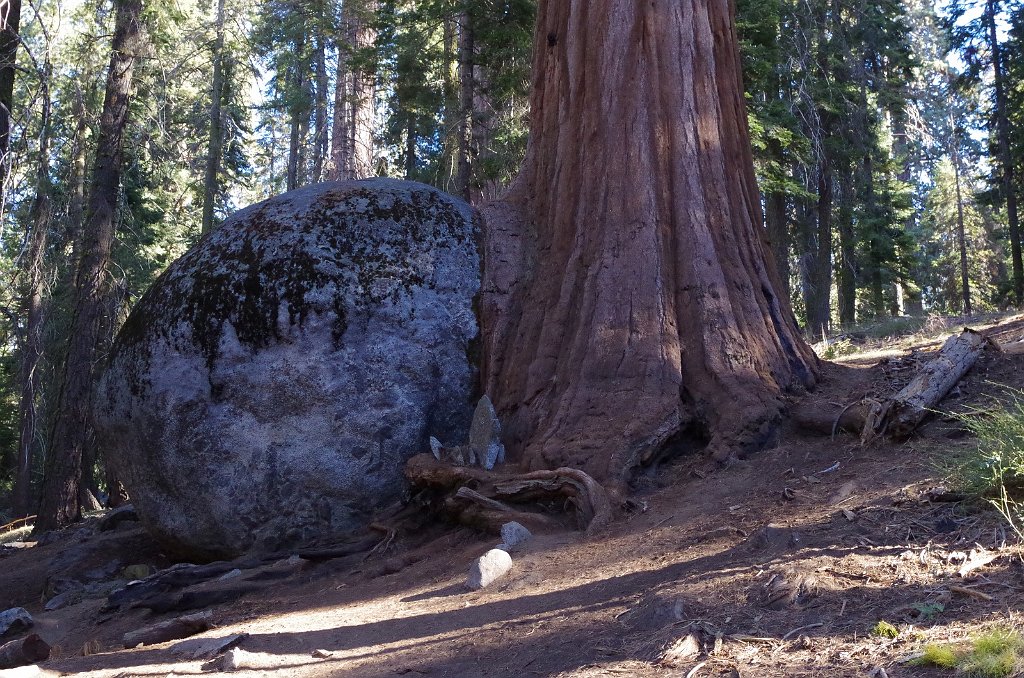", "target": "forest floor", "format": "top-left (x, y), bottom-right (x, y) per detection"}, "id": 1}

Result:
top-left (3, 314), bottom-right (1024, 678)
